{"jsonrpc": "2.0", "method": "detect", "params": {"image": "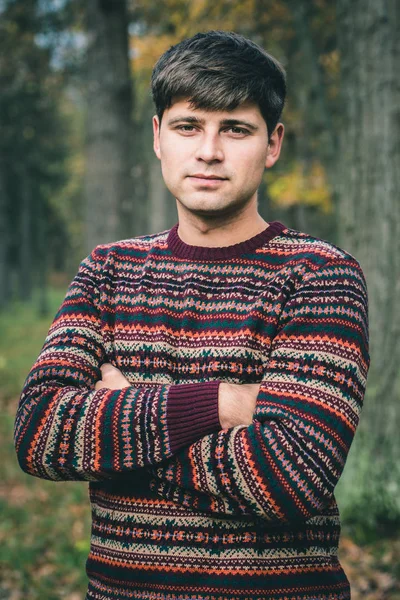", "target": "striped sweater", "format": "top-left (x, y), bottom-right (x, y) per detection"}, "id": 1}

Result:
top-left (15, 221), bottom-right (369, 599)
